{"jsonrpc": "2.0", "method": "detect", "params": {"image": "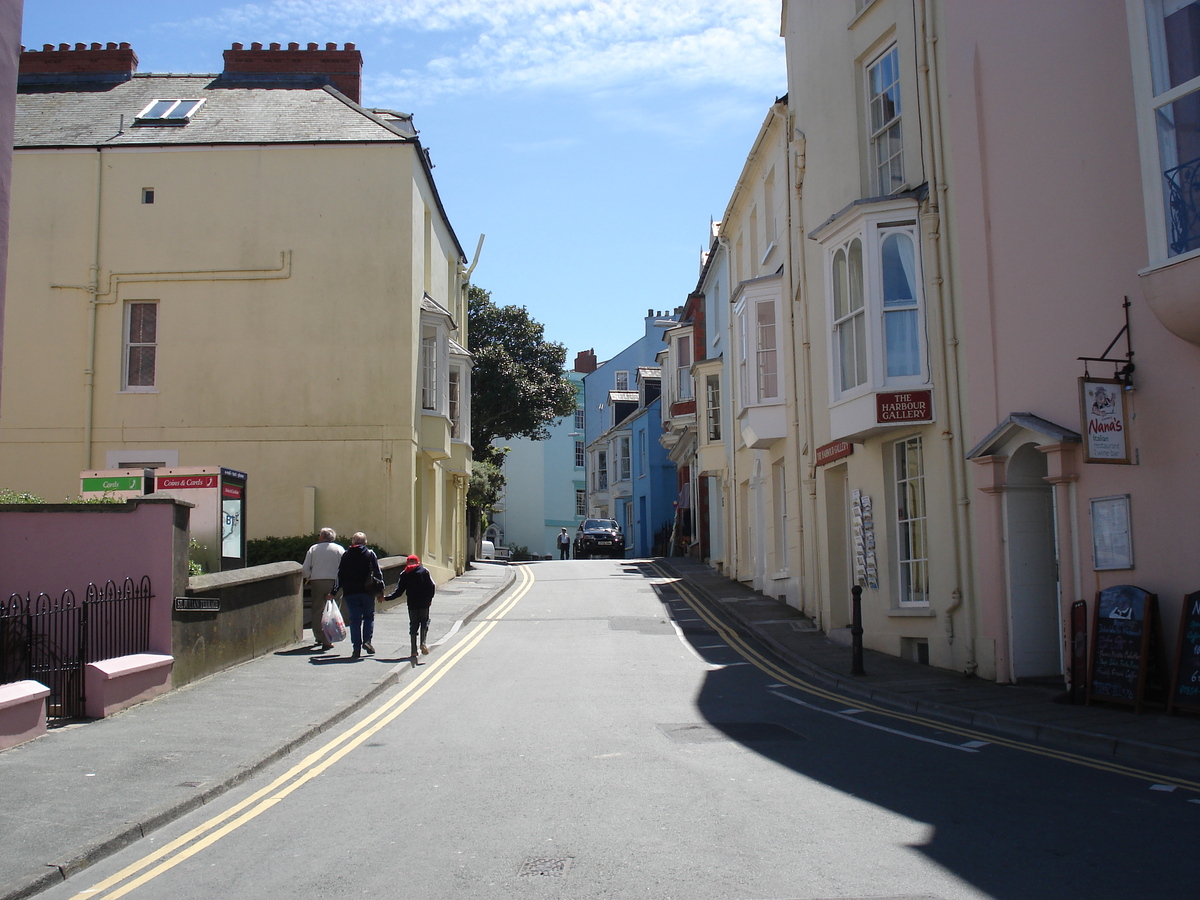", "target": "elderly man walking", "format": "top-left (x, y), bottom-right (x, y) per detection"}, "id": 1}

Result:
top-left (302, 528), bottom-right (344, 650)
